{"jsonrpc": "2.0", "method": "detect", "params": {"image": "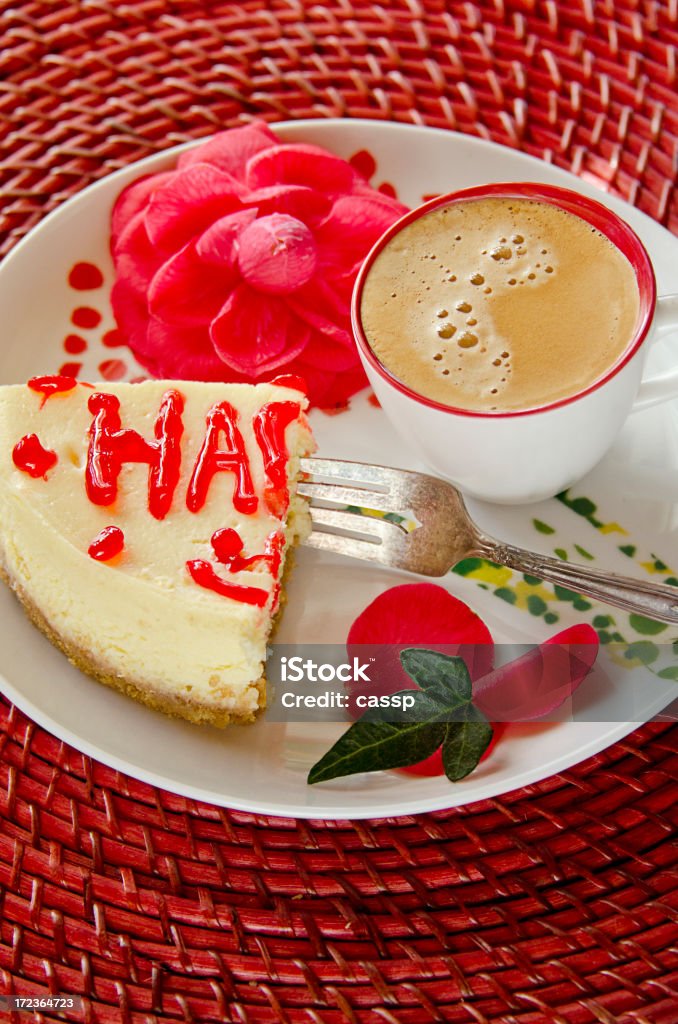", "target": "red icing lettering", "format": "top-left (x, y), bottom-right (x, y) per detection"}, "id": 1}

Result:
top-left (12, 435), bottom-right (58, 478)
top-left (253, 401), bottom-right (301, 517)
top-left (28, 375), bottom-right (77, 406)
top-left (211, 527), bottom-right (285, 574)
top-left (88, 526), bottom-right (124, 561)
top-left (86, 389), bottom-right (184, 520)
top-left (186, 559), bottom-right (269, 606)
top-left (187, 402), bottom-right (258, 515)
top-left (269, 374), bottom-right (308, 394)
